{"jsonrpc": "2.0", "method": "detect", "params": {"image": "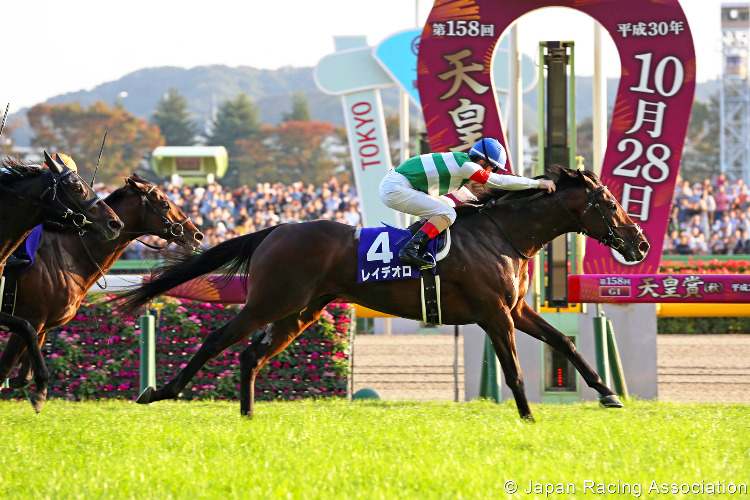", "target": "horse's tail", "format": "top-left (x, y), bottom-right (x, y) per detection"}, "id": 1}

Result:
top-left (116, 225), bottom-right (282, 316)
